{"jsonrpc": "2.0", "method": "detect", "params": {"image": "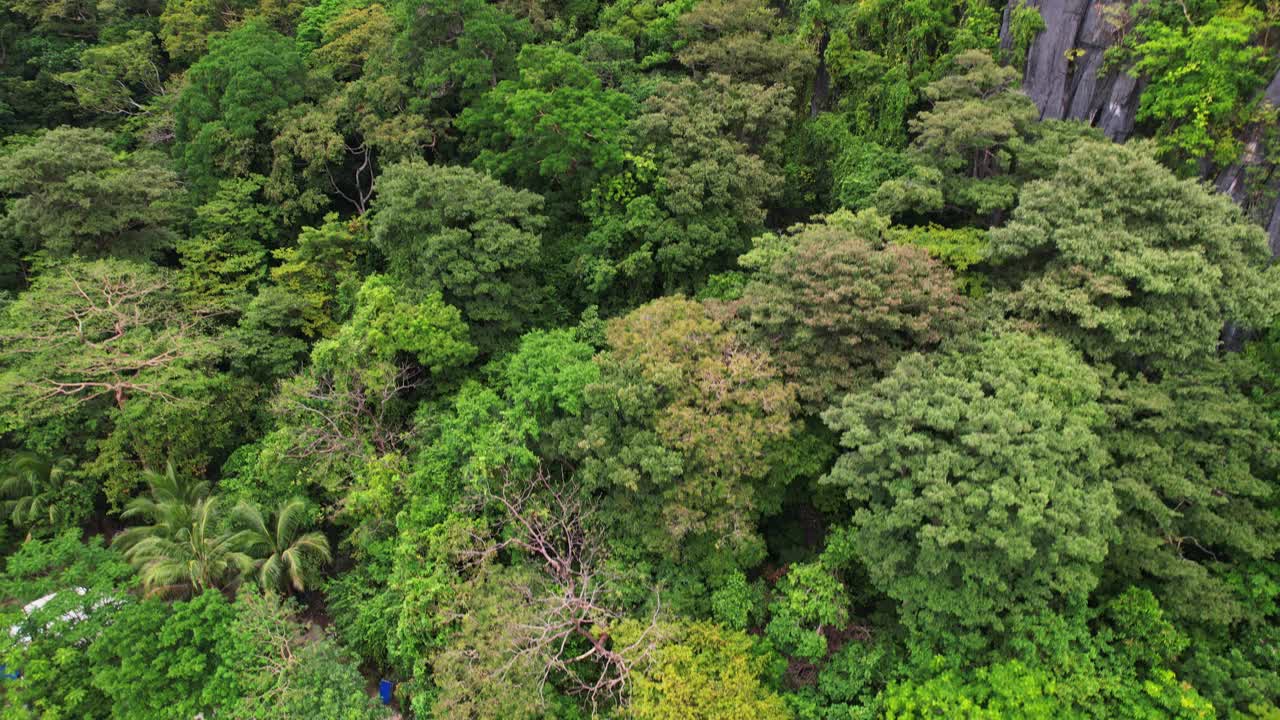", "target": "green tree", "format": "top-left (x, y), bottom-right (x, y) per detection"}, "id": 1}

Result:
top-left (55, 30), bottom-right (166, 115)
top-left (393, 0), bottom-right (532, 113)
top-left (0, 451), bottom-right (87, 536)
top-left (268, 213), bottom-right (367, 338)
top-left (174, 20), bottom-right (307, 196)
top-left (625, 621), bottom-right (793, 720)
top-left (0, 127), bottom-right (181, 262)
top-left (269, 275), bottom-right (474, 496)
top-left (370, 160), bottom-right (546, 347)
top-left (457, 43), bottom-right (634, 204)
top-left (1134, 7), bottom-right (1271, 172)
top-left (872, 50), bottom-right (1097, 225)
top-left (822, 332), bottom-right (1116, 658)
top-left (0, 532), bottom-right (134, 720)
top-left (0, 258), bottom-right (222, 453)
top-left (1103, 365), bottom-right (1280, 628)
top-left (88, 591), bottom-right (236, 720)
top-left (581, 74), bottom-right (793, 306)
top-left (216, 589), bottom-right (390, 720)
top-left (112, 464), bottom-right (251, 597)
top-left (765, 561), bottom-right (849, 662)
top-left (734, 209), bottom-right (969, 408)
top-left (988, 140), bottom-right (1277, 372)
top-left (674, 0), bottom-right (812, 87)
top-left (575, 296), bottom-right (798, 571)
top-left (232, 497), bottom-right (332, 594)
top-left (881, 660), bottom-right (1066, 719)
top-left (176, 175), bottom-right (279, 312)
